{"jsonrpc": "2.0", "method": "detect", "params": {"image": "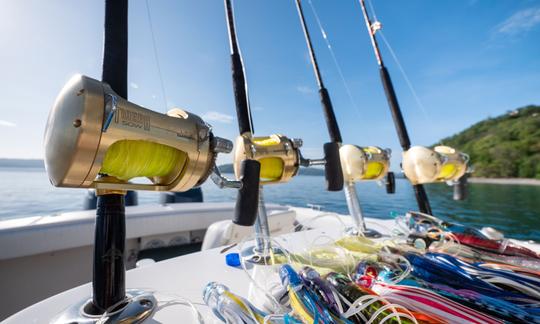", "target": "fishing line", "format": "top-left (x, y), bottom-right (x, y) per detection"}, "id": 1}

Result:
top-left (364, 0), bottom-right (438, 141)
top-left (145, 0), bottom-right (169, 112)
top-left (96, 289), bottom-right (204, 324)
top-left (307, 0), bottom-right (364, 120)
top-left (236, 234), bottom-right (292, 313)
